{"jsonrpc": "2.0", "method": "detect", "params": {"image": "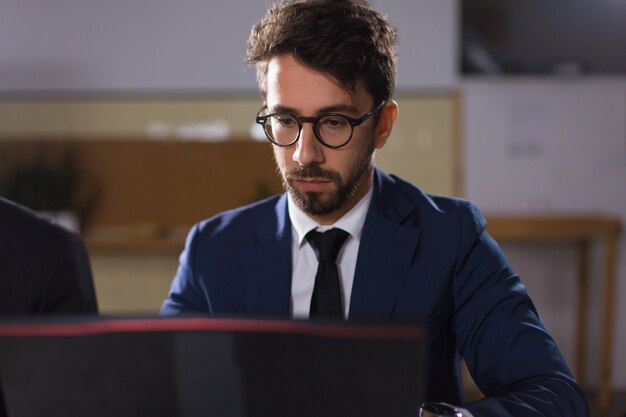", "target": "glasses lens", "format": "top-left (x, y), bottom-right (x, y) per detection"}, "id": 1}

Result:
top-left (266, 114), bottom-right (299, 145)
top-left (317, 115), bottom-right (352, 147)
